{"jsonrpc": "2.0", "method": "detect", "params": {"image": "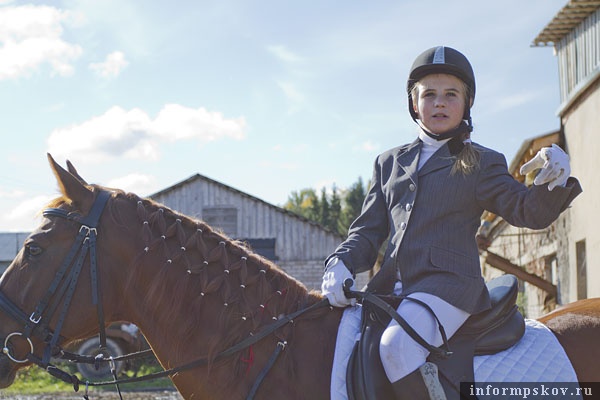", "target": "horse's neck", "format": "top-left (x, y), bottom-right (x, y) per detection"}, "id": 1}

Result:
top-left (122, 202), bottom-right (304, 364)
top-left (120, 200), bottom-right (344, 398)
